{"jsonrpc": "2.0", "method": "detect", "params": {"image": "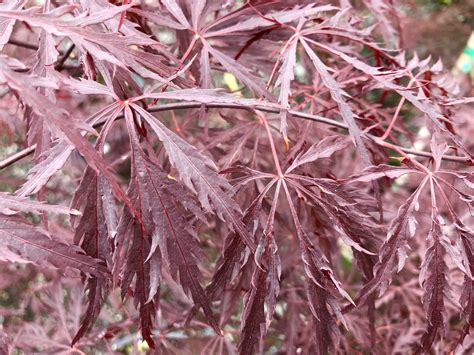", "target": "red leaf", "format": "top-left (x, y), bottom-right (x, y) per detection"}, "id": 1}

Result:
top-left (0, 214), bottom-right (109, 278)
